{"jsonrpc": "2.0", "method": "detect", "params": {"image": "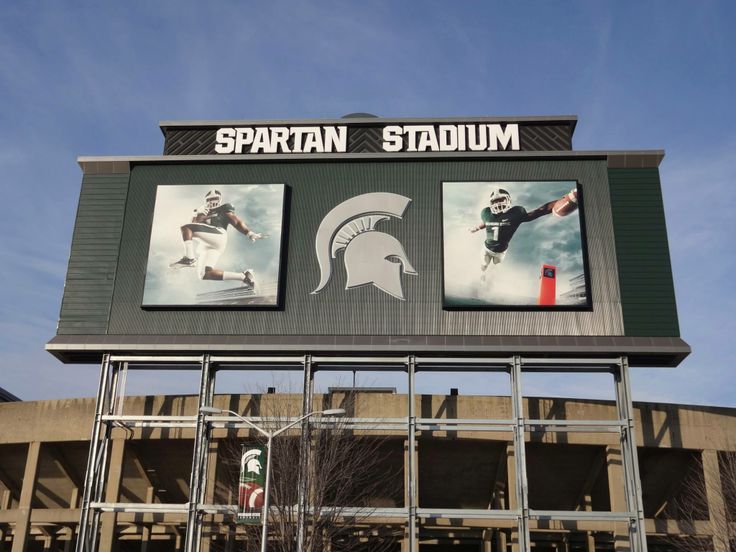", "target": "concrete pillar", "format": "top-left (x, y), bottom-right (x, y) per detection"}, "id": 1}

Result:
top-left (63, 528), bottom-right (74, 552)
top-left (584, 531), bottom-right (595, 552)
top-left (702, 449), bottom-right (728, 552)
top-left (140, 524), bottom-right (150, 552)
top-left (482, 529), bottom-right (492, 552)
top-left (11, 441), bottom-right (41, 552)
top-left (606, 446), bottom-right (630, 552)
top-left (98, 438), bottom-right (125, 552)
top-left (0, 490), bottom-right (10, 552)
top-left (496, 529), bottom-right (507, 552)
